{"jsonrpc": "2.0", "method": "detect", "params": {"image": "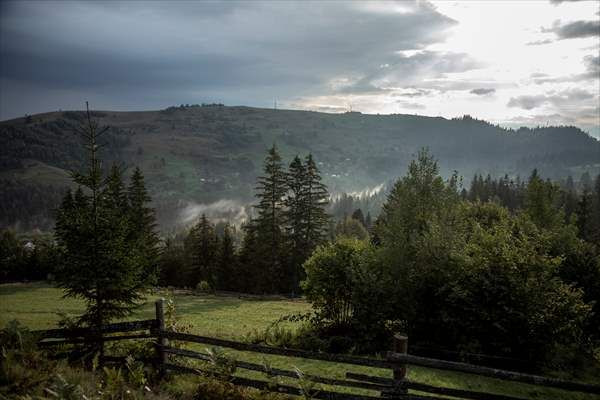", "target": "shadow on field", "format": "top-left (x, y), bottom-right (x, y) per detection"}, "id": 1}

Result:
top-left (0, 281), bottom-right (52, 296)
top-left (137, 295), bottom-right (249, 316)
